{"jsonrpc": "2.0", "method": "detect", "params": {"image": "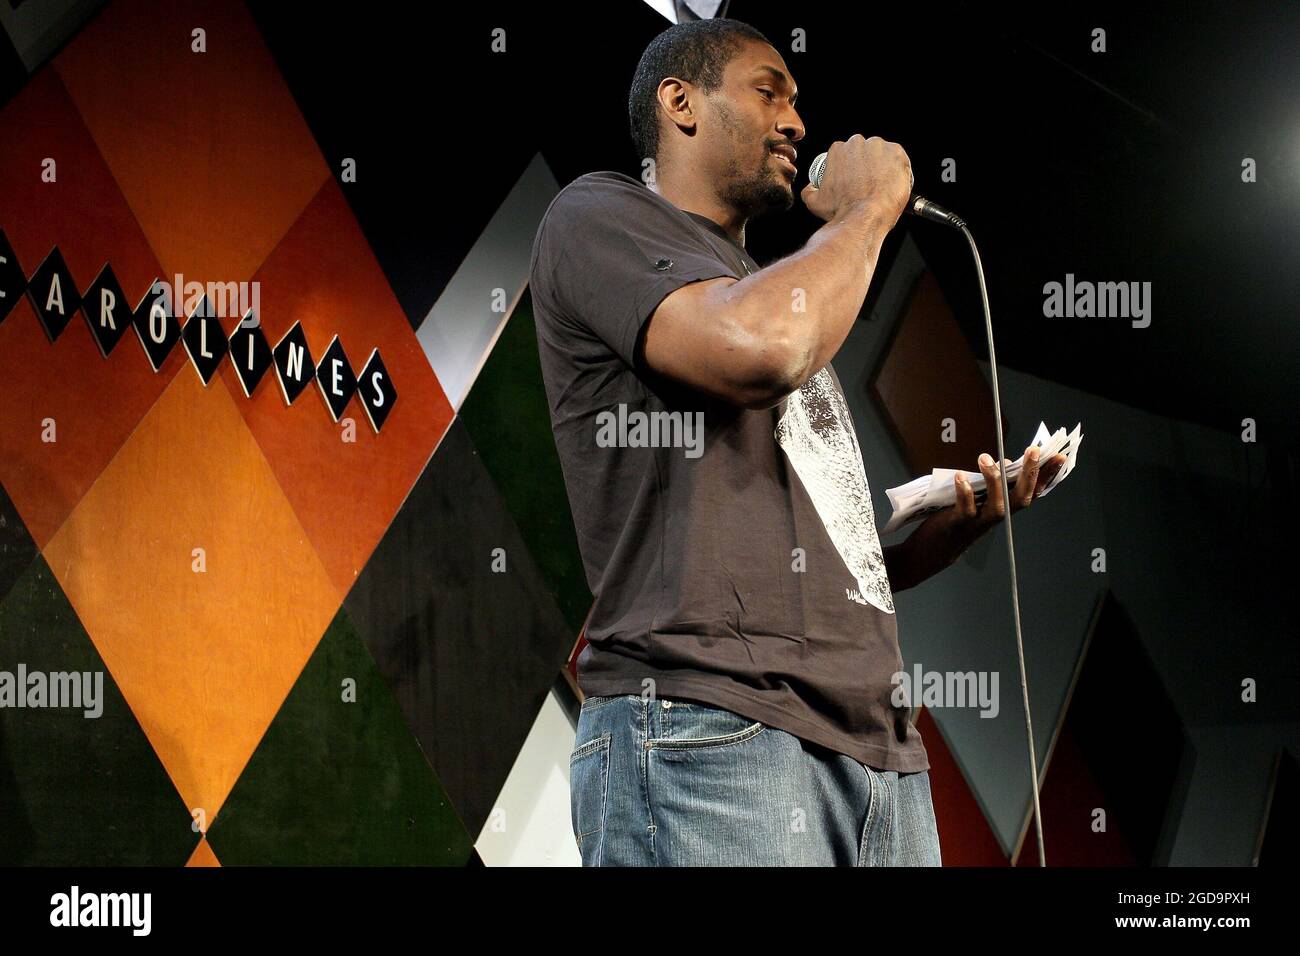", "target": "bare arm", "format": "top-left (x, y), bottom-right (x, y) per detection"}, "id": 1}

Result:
top-left (639, 135), bottom-right (913, 408)
top-left (641, 202), bottom-right (892, 408)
